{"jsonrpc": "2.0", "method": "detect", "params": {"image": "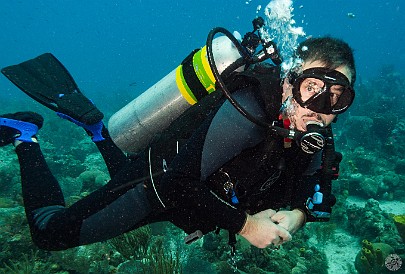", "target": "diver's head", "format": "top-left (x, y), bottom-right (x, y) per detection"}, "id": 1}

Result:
top-left (281, 37), bottom-right (356, 132)
top-left (295, 36), bottom-right (356, 86)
